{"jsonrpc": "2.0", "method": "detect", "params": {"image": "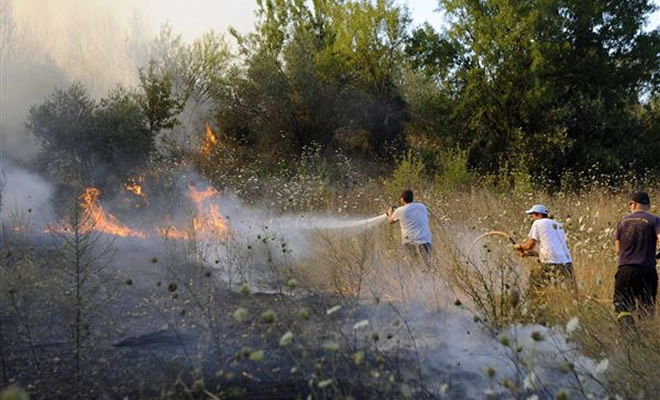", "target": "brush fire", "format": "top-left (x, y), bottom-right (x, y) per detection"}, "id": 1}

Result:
top-left (201, 122), bottom-right (219, 156)
top-left (67, 183), bottom-right (231, 241)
